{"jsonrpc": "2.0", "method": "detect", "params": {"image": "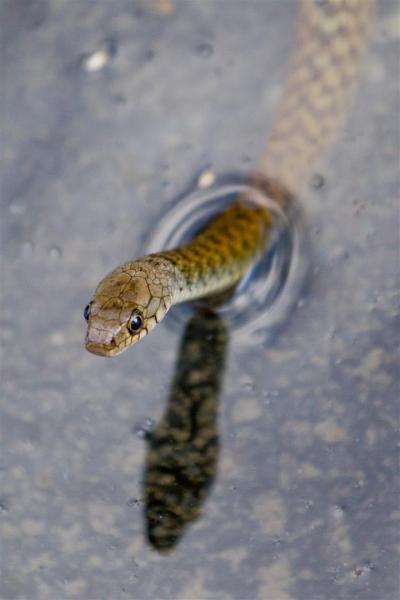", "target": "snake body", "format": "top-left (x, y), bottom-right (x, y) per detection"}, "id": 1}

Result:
top-left (84, 0), bottom-right (373, 357)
